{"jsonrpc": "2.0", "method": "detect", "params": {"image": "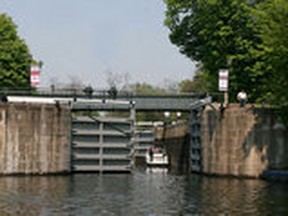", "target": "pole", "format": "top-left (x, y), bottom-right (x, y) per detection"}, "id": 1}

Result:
top-left (224, 91), bottom-right (229, 107)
